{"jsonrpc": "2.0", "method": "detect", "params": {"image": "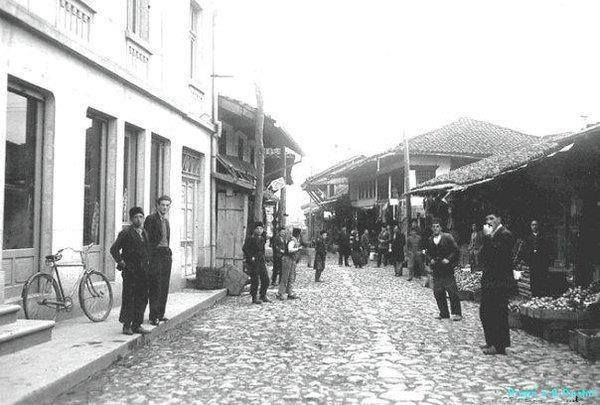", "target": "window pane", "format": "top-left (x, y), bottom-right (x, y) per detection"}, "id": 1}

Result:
top-left (123, 129), bottom-right (139, 222)
top-left (83, 117), bottom-right (105, 245)
top-left (4, 91), bottom-right (38, 249)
